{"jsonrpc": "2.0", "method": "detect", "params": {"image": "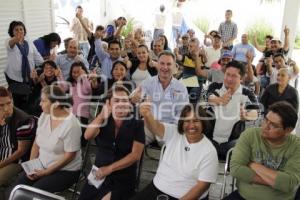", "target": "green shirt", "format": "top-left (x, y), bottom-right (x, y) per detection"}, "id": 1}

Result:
top-left (230, 127), bottom-right (300, 200)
